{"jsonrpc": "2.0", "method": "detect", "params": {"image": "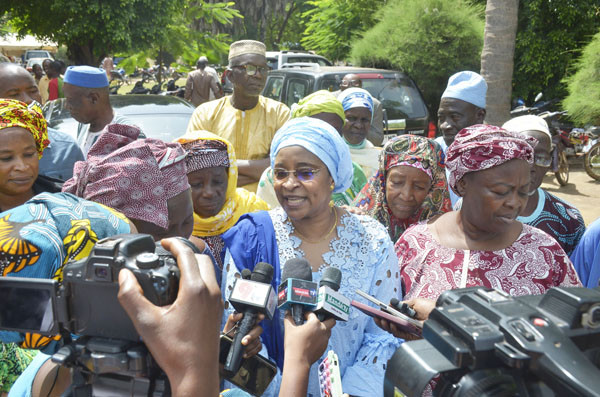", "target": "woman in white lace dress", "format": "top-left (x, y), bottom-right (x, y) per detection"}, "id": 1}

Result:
top-left (221, 117), bottom-right (401, 396)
